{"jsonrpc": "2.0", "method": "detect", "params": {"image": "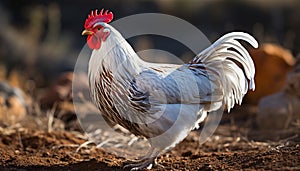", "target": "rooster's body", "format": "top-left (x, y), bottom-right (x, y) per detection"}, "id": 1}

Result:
top-left (82, 9), bottom-right (258, 170)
